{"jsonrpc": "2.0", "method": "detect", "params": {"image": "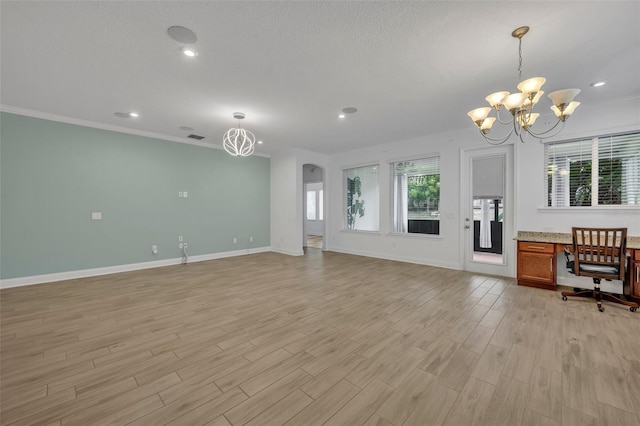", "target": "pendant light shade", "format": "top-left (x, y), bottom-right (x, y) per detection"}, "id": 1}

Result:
top-left (223, 112), bottom-right (255, 157)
